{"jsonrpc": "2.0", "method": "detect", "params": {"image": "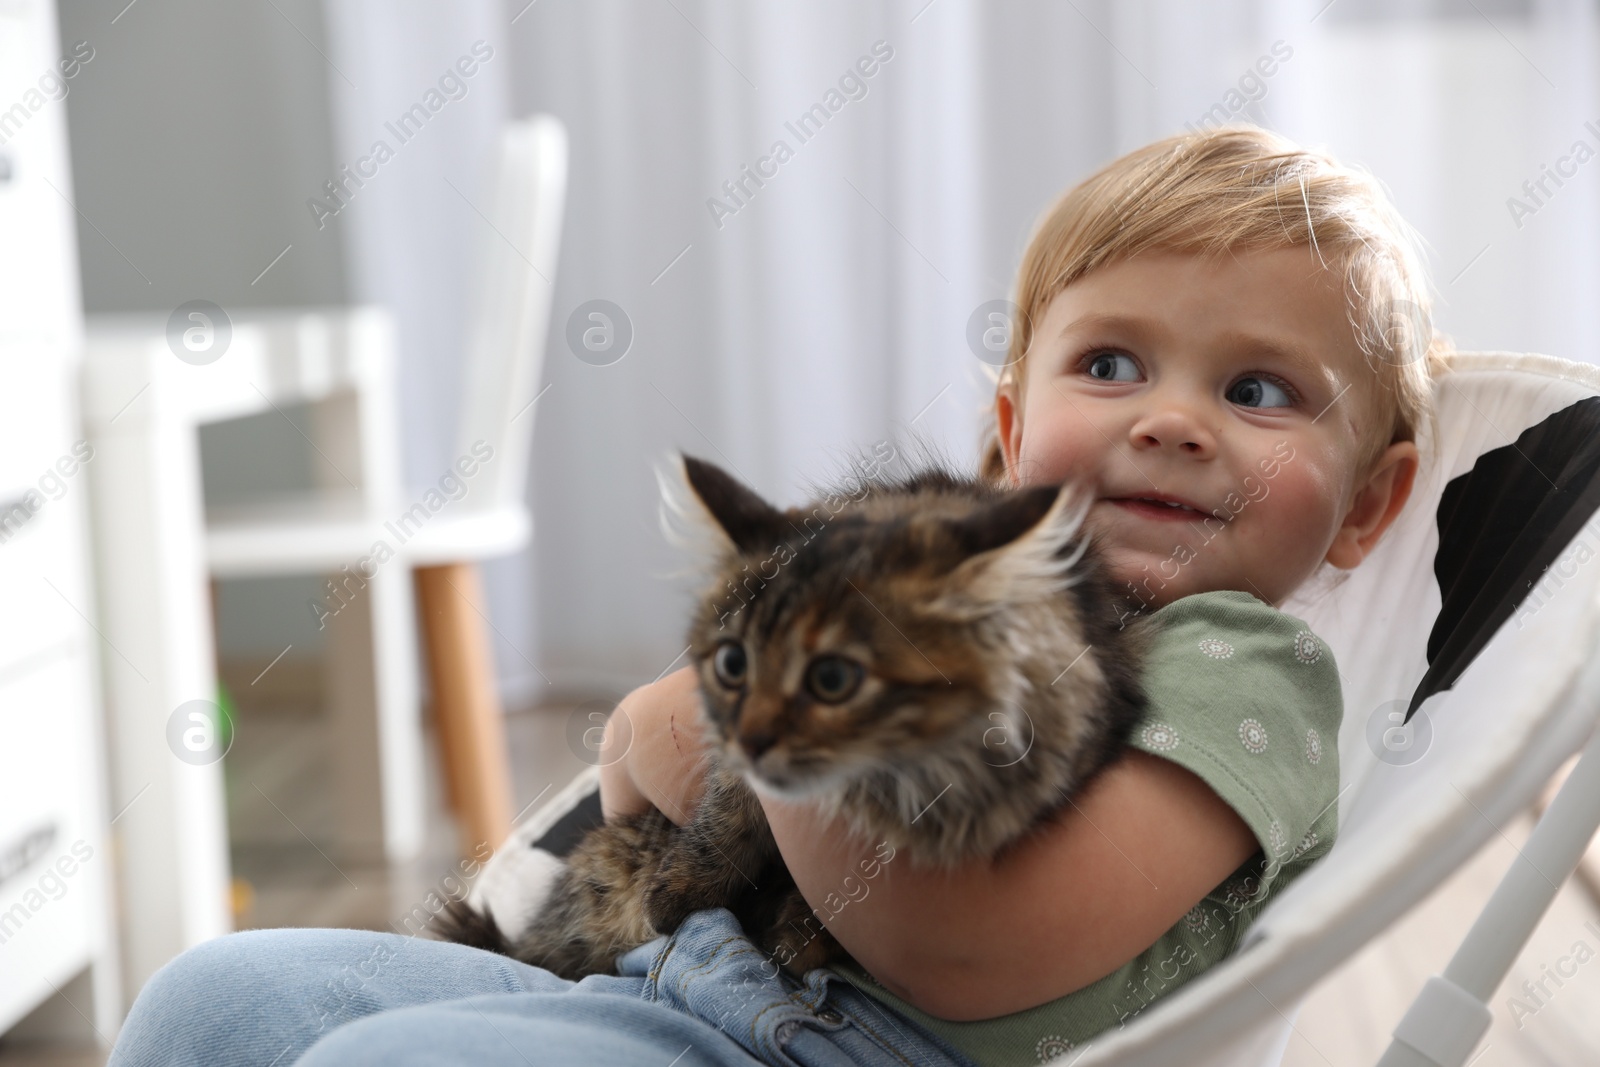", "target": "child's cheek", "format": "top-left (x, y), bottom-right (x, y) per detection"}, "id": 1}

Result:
top-left (1017, 406), bottom-right (1101, 488)
top-left (1256, 445), bottom-right (1347, 551)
